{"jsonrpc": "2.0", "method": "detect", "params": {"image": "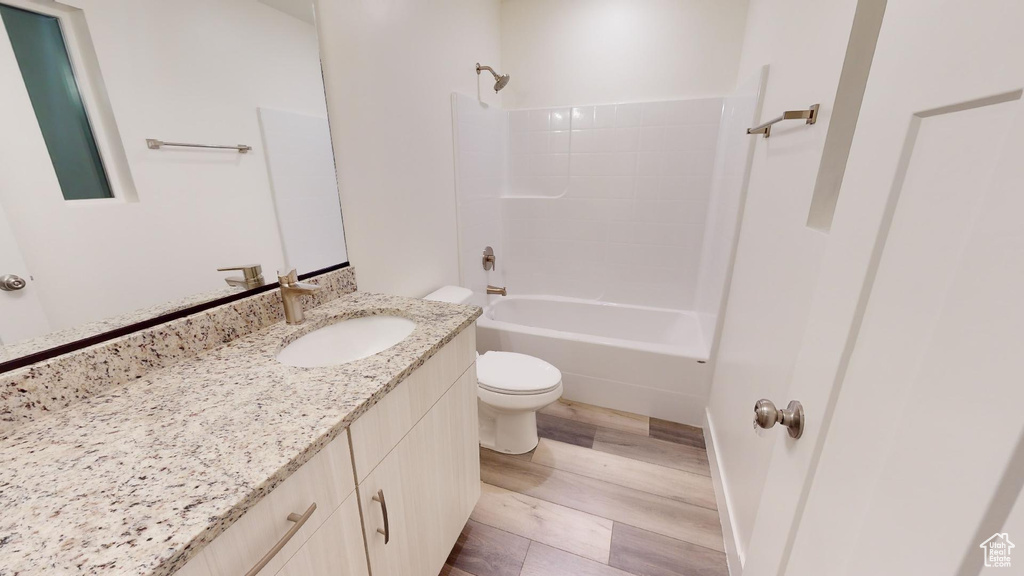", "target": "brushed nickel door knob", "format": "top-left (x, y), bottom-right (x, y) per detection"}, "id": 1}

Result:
top-left (754, 399), bottom-right (804, 439)
top-left (0, 274), bottom-right (26, 291)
